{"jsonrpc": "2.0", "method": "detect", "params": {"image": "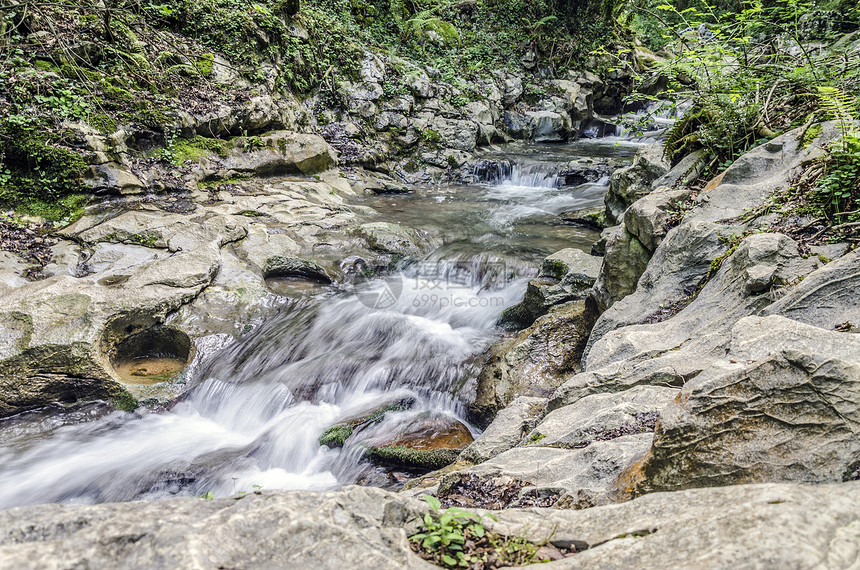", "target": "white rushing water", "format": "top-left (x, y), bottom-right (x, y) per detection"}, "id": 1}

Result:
top-left (0, 275), bottom-right (527, 507)
top-left (0, 141), bottom-right (630, 509)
